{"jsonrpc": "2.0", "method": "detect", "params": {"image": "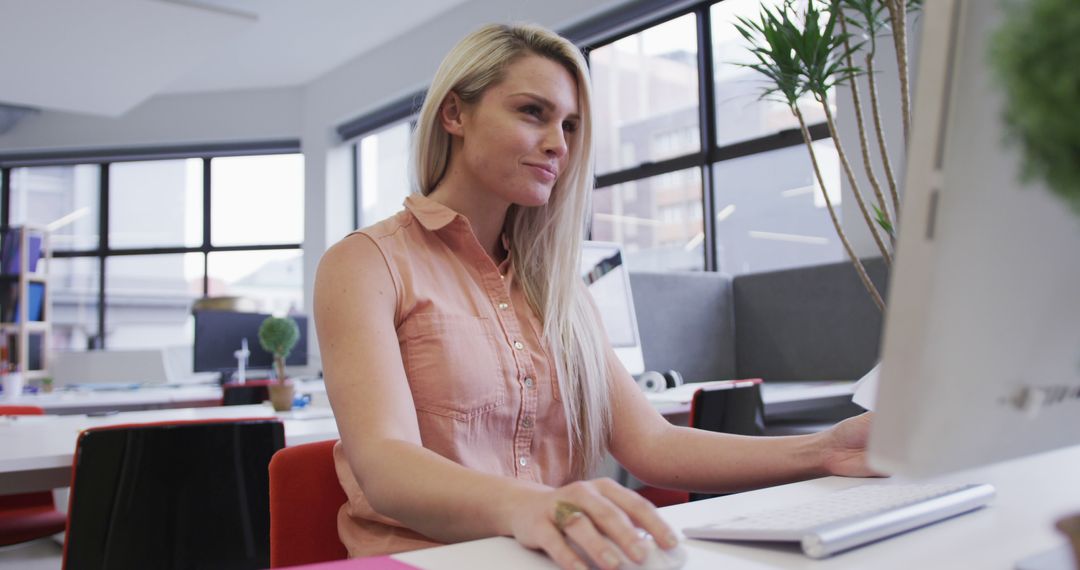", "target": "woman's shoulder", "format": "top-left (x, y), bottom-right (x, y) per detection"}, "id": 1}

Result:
top-left (354, 208), bottom-right (414, 242)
